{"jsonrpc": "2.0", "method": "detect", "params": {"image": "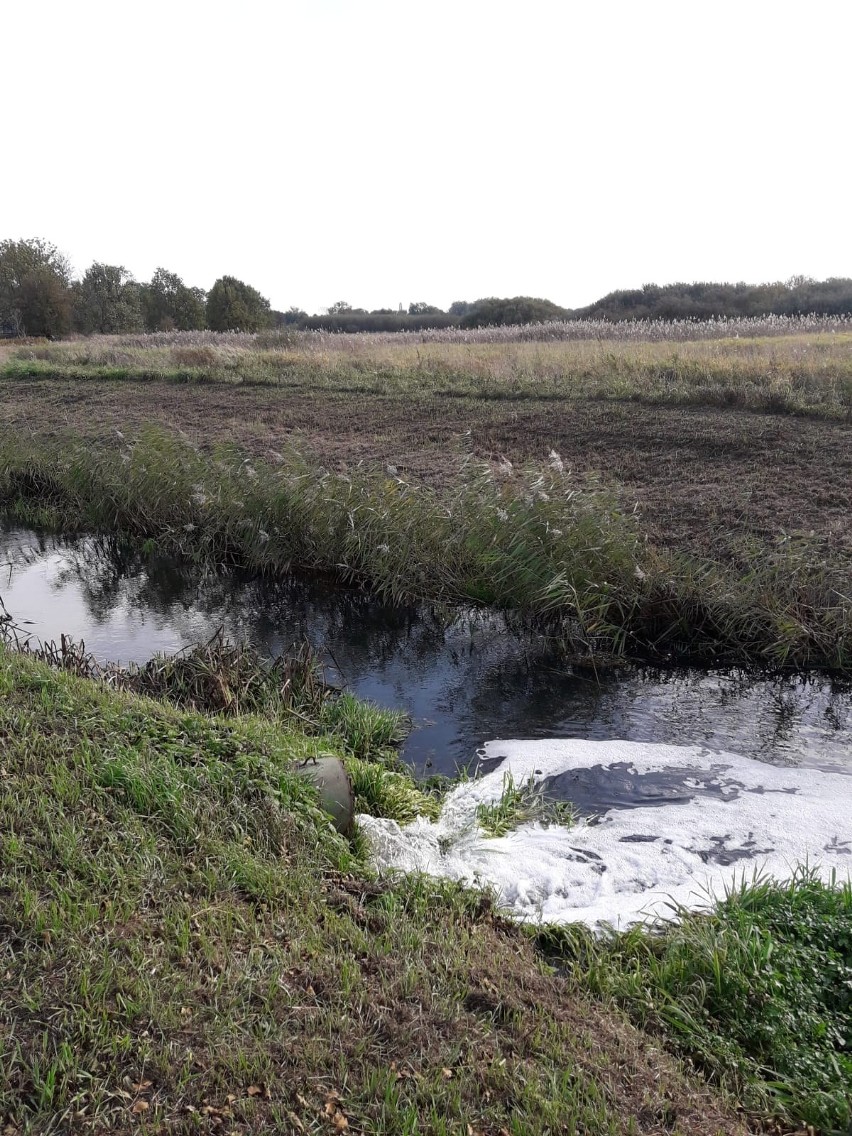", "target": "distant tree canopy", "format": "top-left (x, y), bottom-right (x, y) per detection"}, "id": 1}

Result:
top-left (575, 278), bottom-right (852, 321)
top-left (459, 296), bottom-right (572, 328)
top-left (448, 300), bottom-right (474, 317)
top-left (4, 235), bottom-right (852, 340)
top-left (73, 263), bottom-right (143, 334)
top-left (0, 238), bottom-right (73, 337)
top-left (206, 276), bottom-right (272, 332)
top-left (271, 306), bottom-right (308, 327)
top-left (301, 311), bottom-right (457, 333)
